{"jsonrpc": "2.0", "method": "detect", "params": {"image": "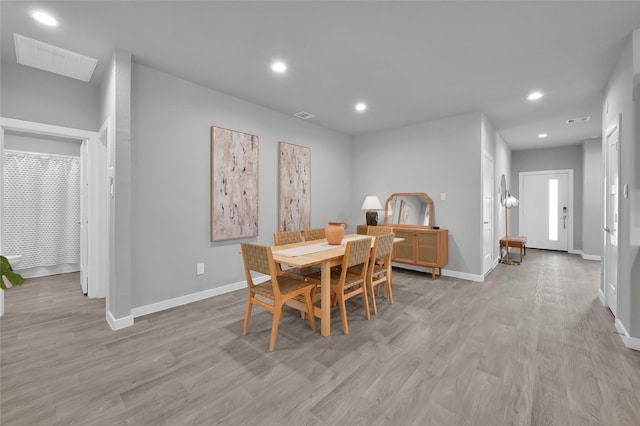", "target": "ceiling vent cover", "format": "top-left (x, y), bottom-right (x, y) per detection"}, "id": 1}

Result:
top-left (294, 111), bottom-right (315, 120)
top-left (566, 116), bottom-right (591, 124)
top-left (14, 33), bottom-right (98, 82)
